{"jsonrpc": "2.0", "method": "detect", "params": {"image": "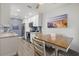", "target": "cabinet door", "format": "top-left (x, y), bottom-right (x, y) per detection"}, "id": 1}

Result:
top-left (0, 37), bottom-right (18, 56)
top-left (32, 15), bottom-right (39, 26)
